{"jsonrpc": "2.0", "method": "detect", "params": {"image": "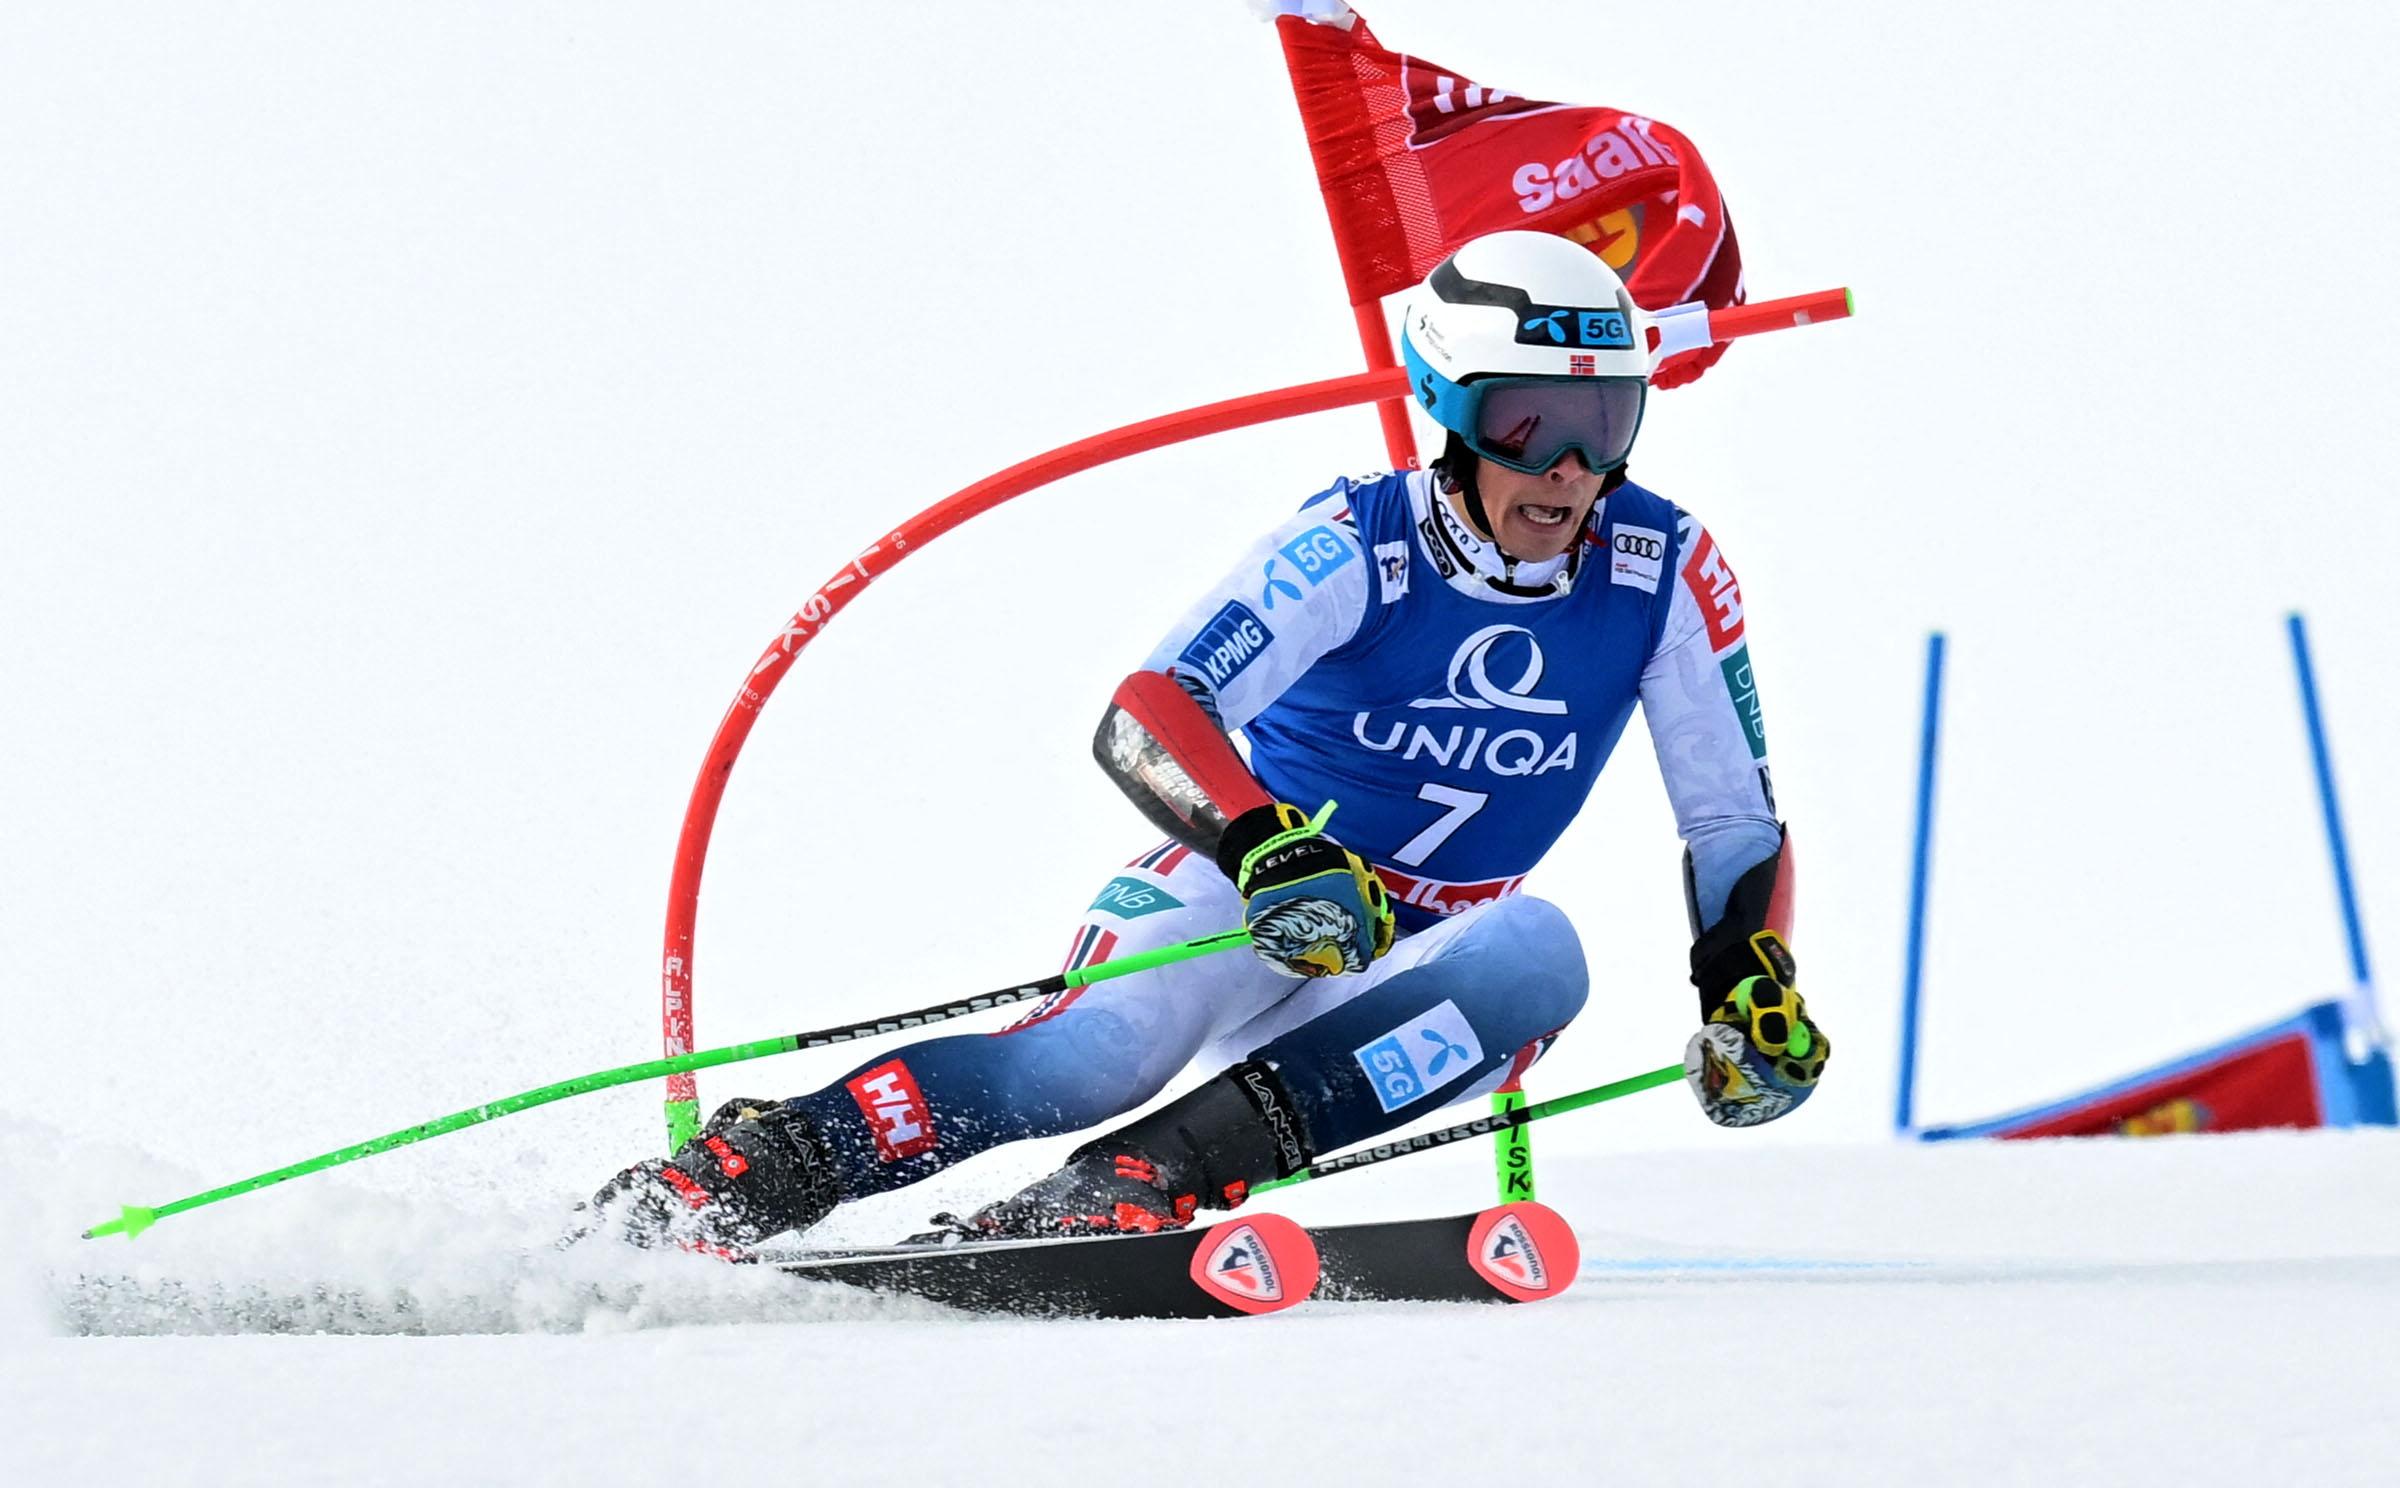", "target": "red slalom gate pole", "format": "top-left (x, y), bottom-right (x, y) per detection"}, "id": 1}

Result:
top-left (1349, 301), bottom-right (1421, 472)
top-left (655, 368), bottom-right (1408, 1149)
top-left (1713, 287), bottom-right (1853, 338)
